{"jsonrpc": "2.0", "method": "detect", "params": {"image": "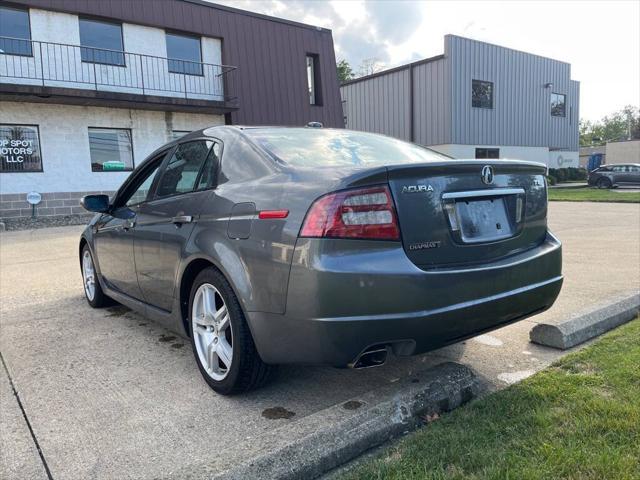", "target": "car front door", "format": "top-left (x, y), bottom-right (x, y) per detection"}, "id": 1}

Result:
top-left (134, 139), bottom-right (220, 311)
top-left (93, 152), bottom-right (166, 299)
top-left (611, 165), bottom-right (627, 184)
top-left (624, 165), bottom-right (640, 184)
